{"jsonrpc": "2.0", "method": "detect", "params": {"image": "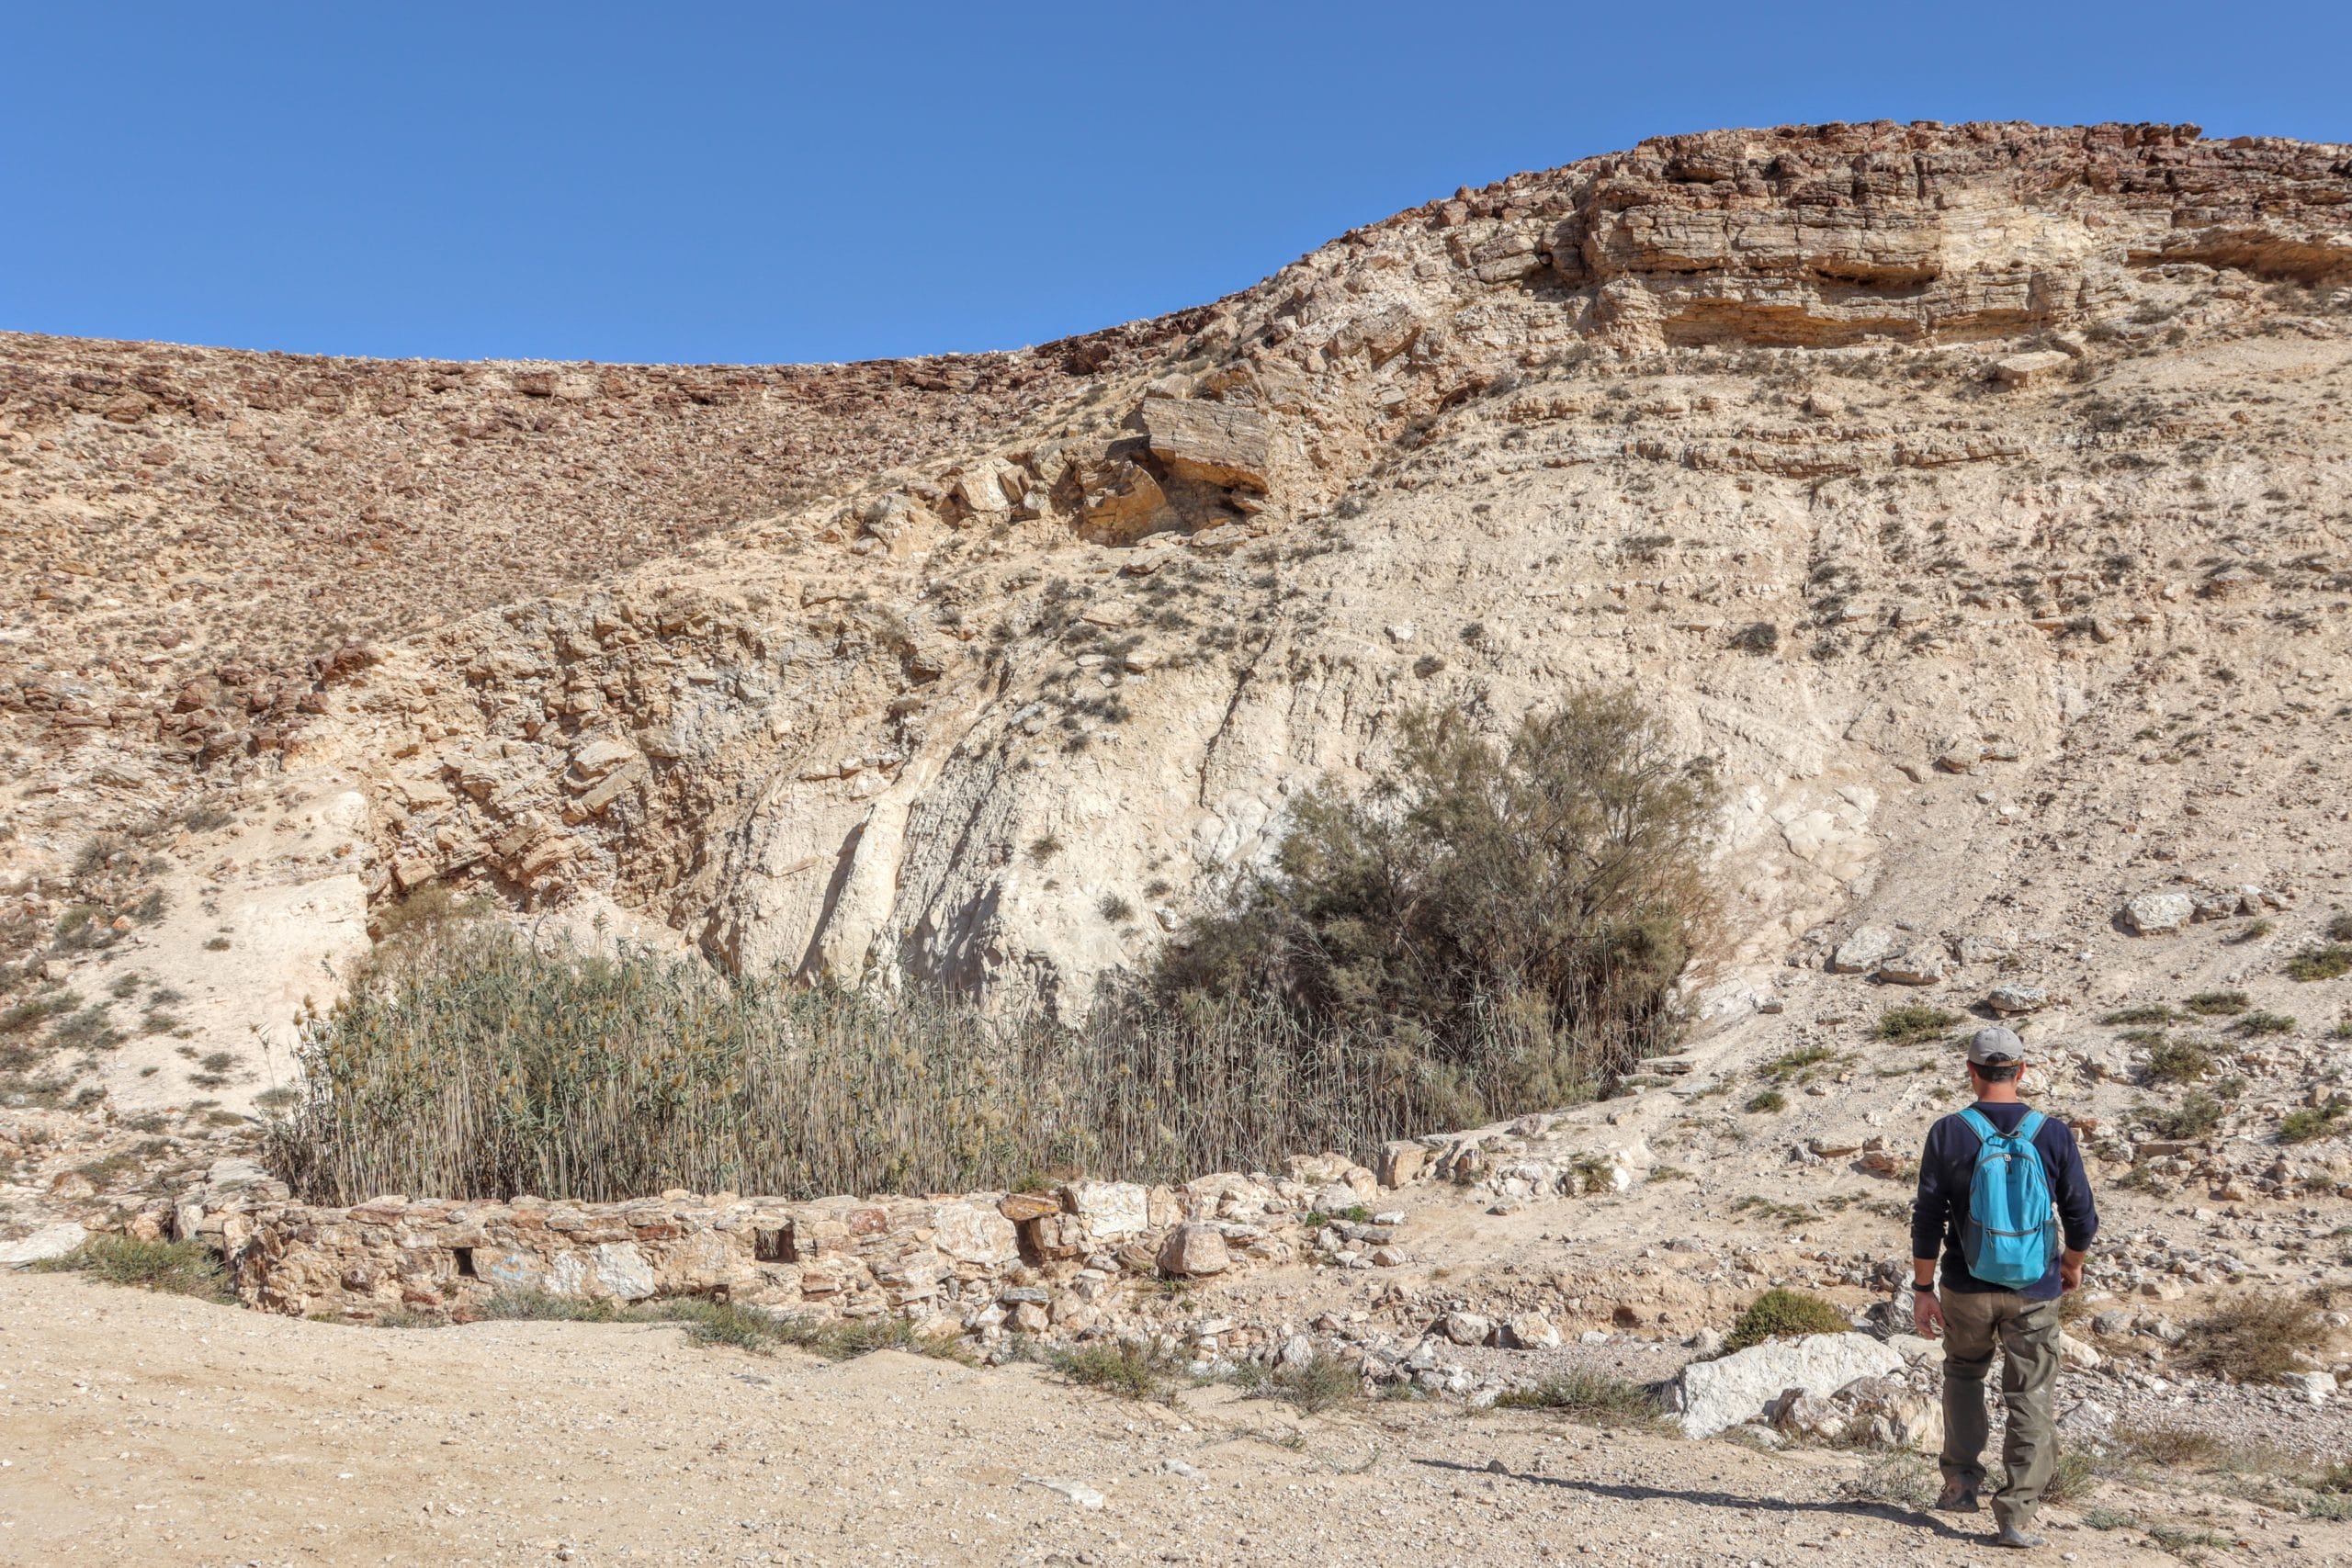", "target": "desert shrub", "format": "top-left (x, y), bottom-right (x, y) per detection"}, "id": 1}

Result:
top-left (2180, 1292), bottom-right (2328, 1384)
top-left (2114, 1422), bottom-right (2228, 1467)
top-left (2280, 1100), bottom-right (2348, 1145)
top-left (2287, 945), bottom-right (2352, 982)
top-left (2184, 991), bottom-right (2248, 1017)
top-left (2330, 914), bottom-right (2352, 944)
top-left (1841, 1451), bottom-right (1938, 1509)
top-left (31, 1235), bottom-right (227, 1300)
top-left (2234, 1010), bottom-right (2296, 1036)
top-left (1758, 1045), bottom-right (1835, 1081)
top-left (1153, 693), bottom-right (1719, 1124)
top-left (1239, 1351), bottom-right (1362, 1414)
top-left (1873, 1005), bottom-right (1959, 1044)
top-left (1494, 1368), bottom-right (1664, 1424)
top-left (2136, 1091), bottom-right (2223, 1141)
top-left (2143, 1036), bottom-right (2213, 1084)
top-left (1721, 1289), bottom-right (1848, 1353)
top-left (2101, 1003), bottom-right (2177, 1026)
top-left (1046, 1340), bottom-right (1181, 1399)
top-left (1744, 1089), bottom-right (1788, 1114)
